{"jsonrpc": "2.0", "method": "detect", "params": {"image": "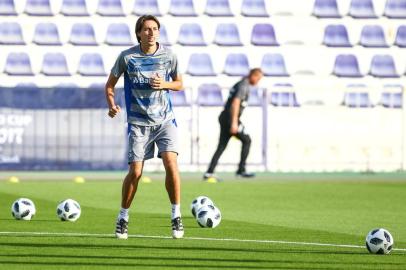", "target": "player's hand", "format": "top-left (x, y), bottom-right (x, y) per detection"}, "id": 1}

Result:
top-left (108, 105), bottom-right (121, 118)
top-left (151, 73), bottom-right (165, 89)
top-left (230, 123), bottom-right (238, 135)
